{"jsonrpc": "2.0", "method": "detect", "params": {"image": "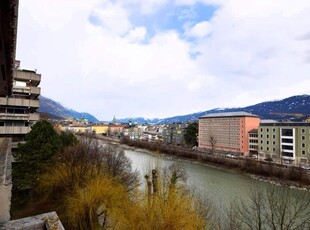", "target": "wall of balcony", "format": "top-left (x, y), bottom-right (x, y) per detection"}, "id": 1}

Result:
top-left (0, 97), bottom-right (39, 108)
top-left (0, 126), bottom-right (31, 135)
top-left (13, 71), bottom-right (41, 86)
